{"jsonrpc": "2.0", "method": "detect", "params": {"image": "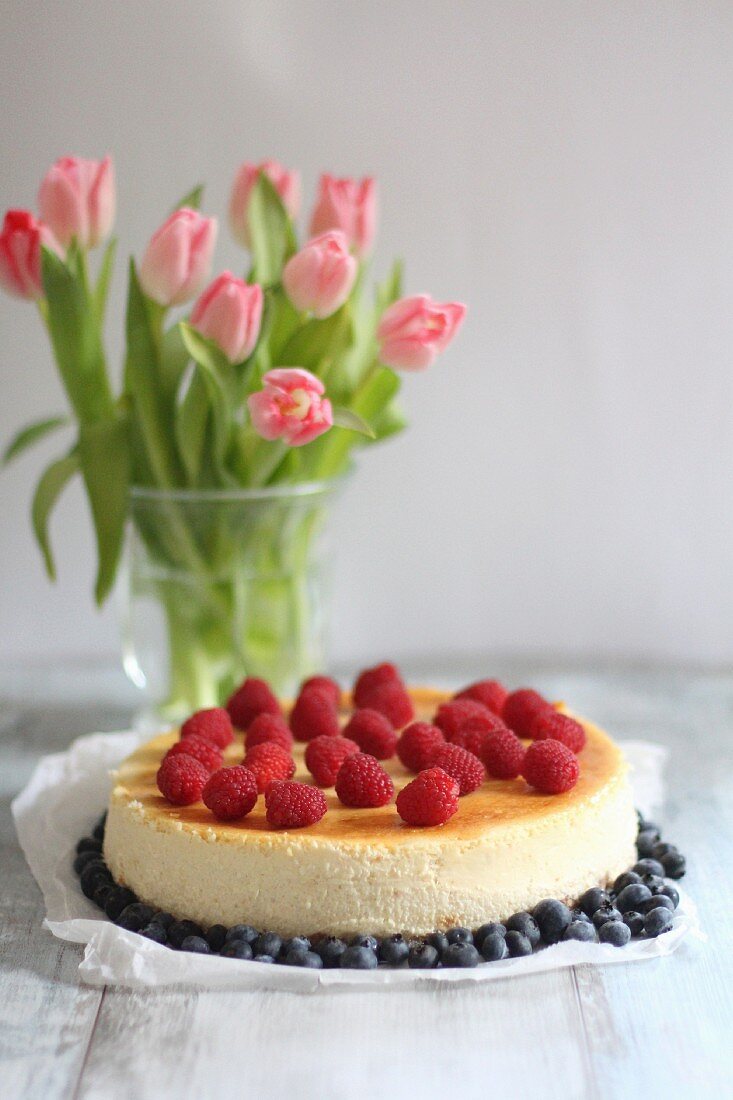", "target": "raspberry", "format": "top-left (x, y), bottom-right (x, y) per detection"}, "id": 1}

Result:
top-left (245, 713), bottom-right (294, 752)
top-left (433, 698), bottom-right (492, 742)
top-left (265, 781), bottom-right (328, 828)
top-left (289, 689), bottom-right (340, 742)
top-left (156, 753), bottom-right (208, 805)
top-left (502, 688), bottom-right (552, 739)
top-left (396, 722), bottom-right (445, 772)
top-left (203, 766), bottom-right (258, 821)
top-left (305, 735), bottom-right (360, 787)
top-left (447, 712), bottom-right (506, 753)
top-left (480, 727), bottom-right (526, 779)
top-left (357, 682), bottom-right (414, 729)
top-left (243, 742), bottom-right (296, 792)
top-left (396, 768), bottom-right (460, 826)
top-left (165, 735), bottom-right (223, 773)
top-left (522, 739), bottom-right (580, 794)
top-left (353, 662), bottom-right (401, 707)
top-left (335, 753), bottom-right (395, 808)
top-left (454, 679), bottom-right (508, 716)
top-left (180, 707), bottom-right (234, 749)
top-left (301, 675), bottom-right (341, 706)
top-left (532, 710), bottom-right (586, 754)
top-left (343, 709), bottom-right (397, 760)
top-left (226, 677), bottom-right (280, 730)
top-left (429, 743), bottom-right (486, 795)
